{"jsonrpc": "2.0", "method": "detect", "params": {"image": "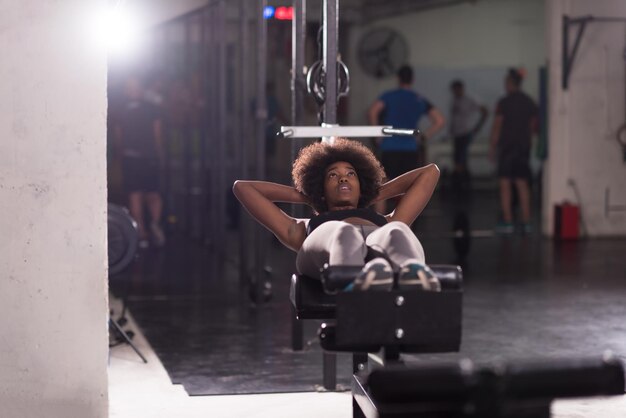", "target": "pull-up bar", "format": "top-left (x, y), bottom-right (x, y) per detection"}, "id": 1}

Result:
top-left (278, 124), bottom-right (420, 140)
top-left (563, 15), bottom-right (626, 89)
